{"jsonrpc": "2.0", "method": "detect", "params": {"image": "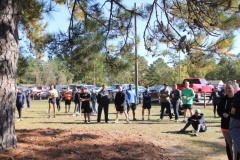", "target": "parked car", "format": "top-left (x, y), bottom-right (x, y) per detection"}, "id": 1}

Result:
top-left (150, 85), bottom-right (172, 103)
top-left (110, 84), bottom-right (135, 101)
top-left (94, 86), bottom-right (102, 93)
top-left (177, 78), bottom-right (214, 101)
top-left (83, 85), bottom-right (95, 91)
top-left (133, 86), bottom-right (146, 102)
top-left (31, 86), bottom-right (50, 99)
